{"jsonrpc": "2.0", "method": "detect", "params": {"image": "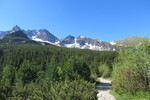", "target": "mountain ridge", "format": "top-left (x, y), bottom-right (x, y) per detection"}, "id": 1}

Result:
top-left (0, 29), bottom-right (51, 45)
top-left (0, 25), bottom-right (149, 51)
